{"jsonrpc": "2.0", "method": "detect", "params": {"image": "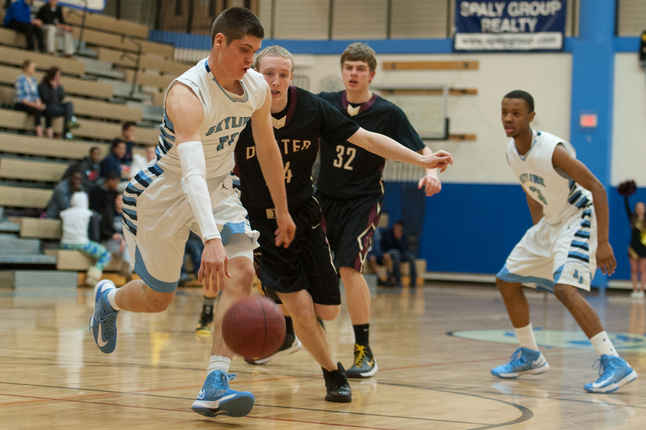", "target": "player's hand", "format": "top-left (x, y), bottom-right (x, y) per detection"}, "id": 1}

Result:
top-left (418, 174), bottom-right (442, 197)
top-left (596, 241), bottom-right (616, 276)
top-left (274, 212), bottom-right (296, 248)
top-left (421, 150), bottom-right (453, 172)
top-left (199, 238), bottom-right (231, 292)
